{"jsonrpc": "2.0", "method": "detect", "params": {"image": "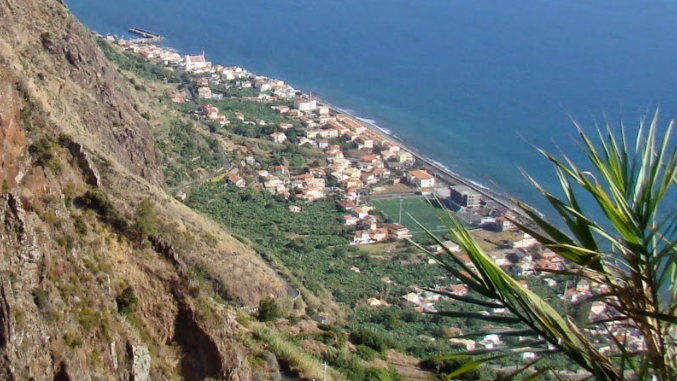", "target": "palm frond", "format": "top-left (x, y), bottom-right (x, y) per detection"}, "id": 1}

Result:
top-left (421, 111), bottom-right (677, 380)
